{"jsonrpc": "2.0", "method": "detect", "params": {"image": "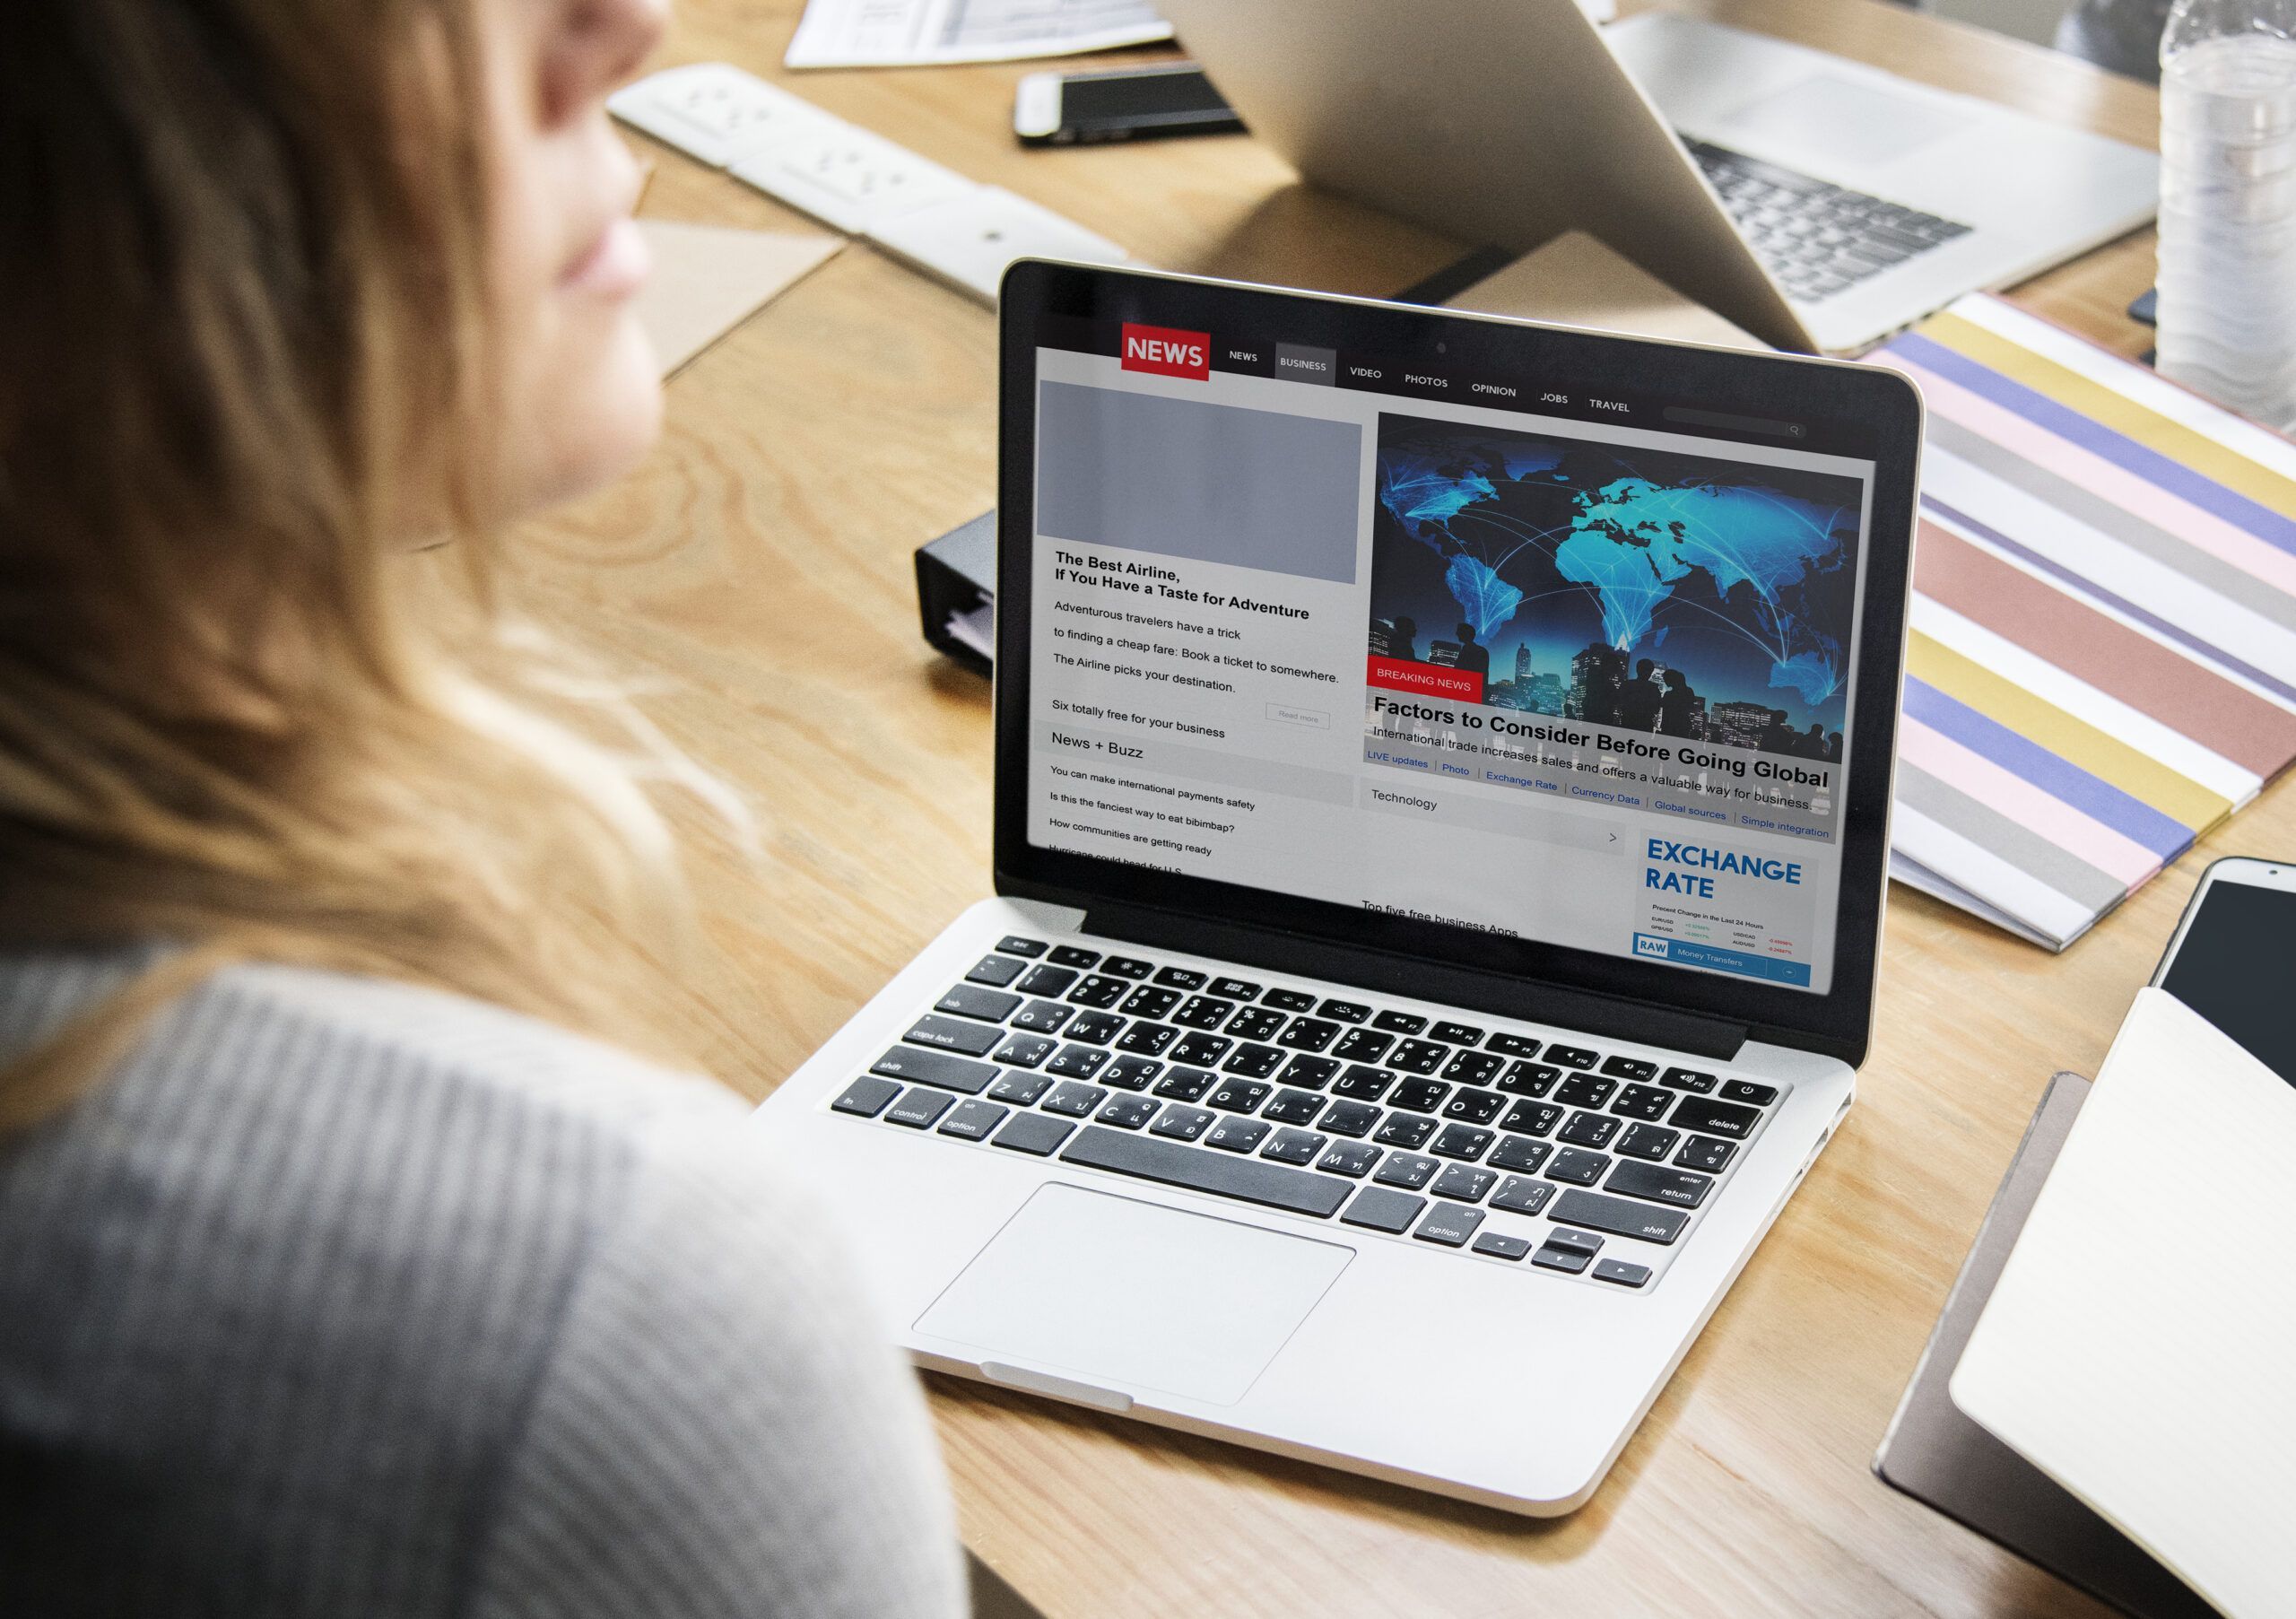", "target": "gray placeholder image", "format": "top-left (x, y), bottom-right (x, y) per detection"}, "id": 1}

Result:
top-left (1036, 380), bottom-right (1361, 584)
